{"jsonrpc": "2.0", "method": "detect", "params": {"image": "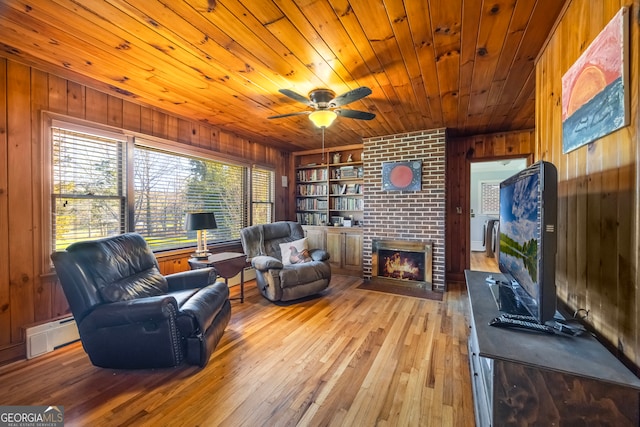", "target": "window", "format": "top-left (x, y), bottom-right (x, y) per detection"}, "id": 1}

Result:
top-left (51, 127), bottom-right (126, 251)
top-left (133, 145), bottom-right (246, 250)
top-left (251, 166), bottom-right (275, 225)
top-left (480, 181), bottom-right (500, 215)
top-left (48, 119), bottom-right (274, 254)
